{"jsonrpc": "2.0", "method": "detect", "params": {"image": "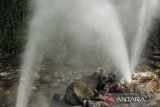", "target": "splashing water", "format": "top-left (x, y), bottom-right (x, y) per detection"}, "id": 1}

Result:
top-left (130, 0), bottom-right (159, 72)
top-left (16, 0), bottom-right (159, 107)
